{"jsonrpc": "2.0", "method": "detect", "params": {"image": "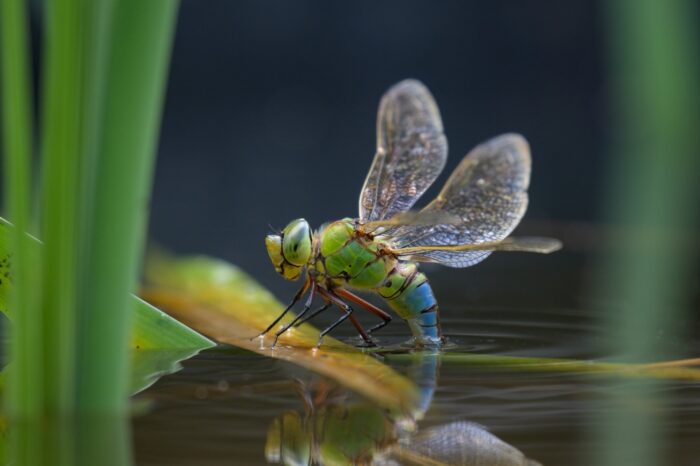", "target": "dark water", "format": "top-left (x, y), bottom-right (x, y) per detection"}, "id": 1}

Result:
top-left (132, 252), bottom-right (700, 465)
